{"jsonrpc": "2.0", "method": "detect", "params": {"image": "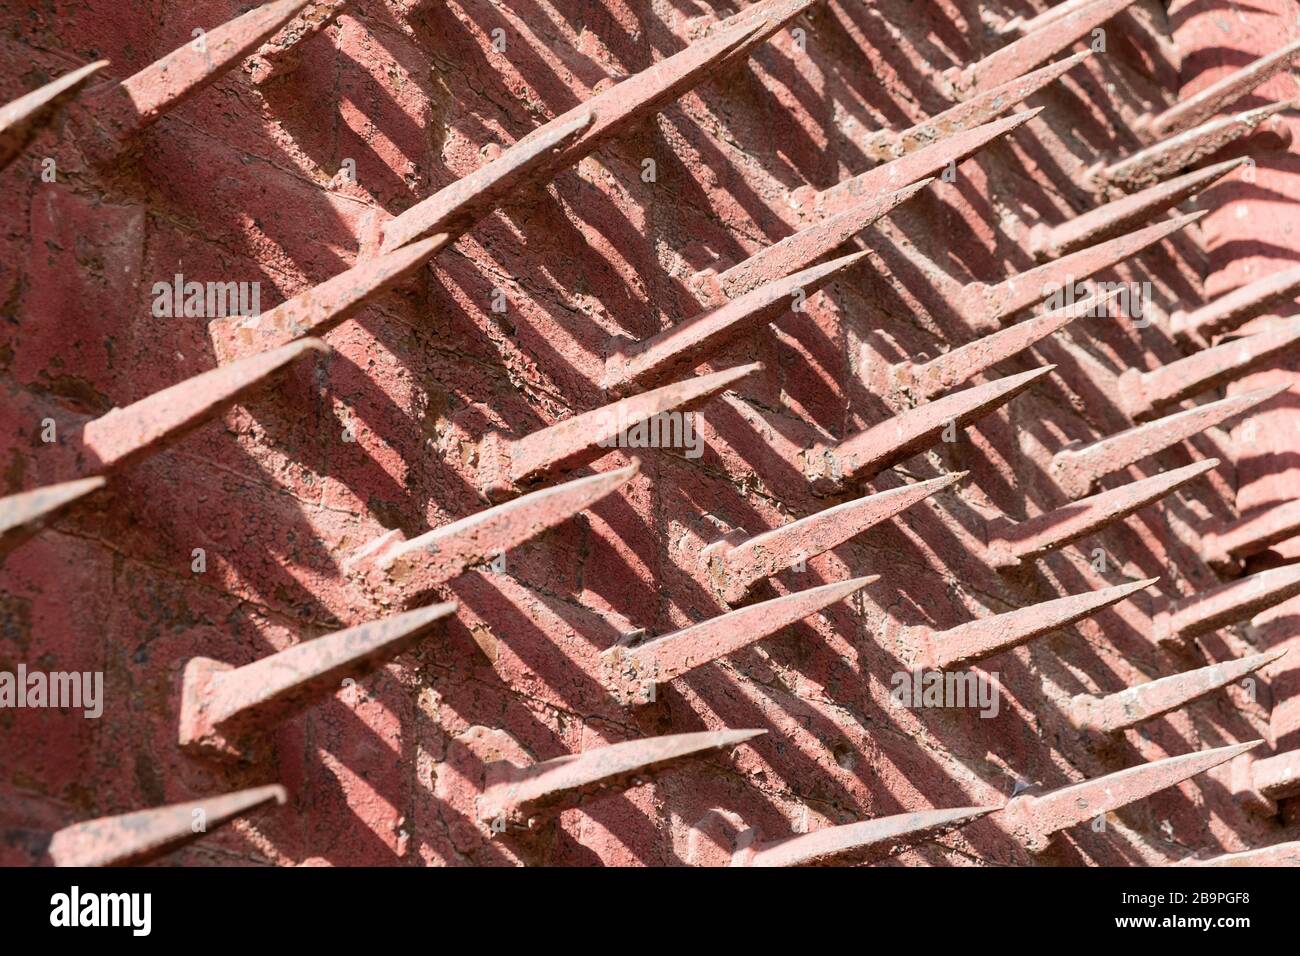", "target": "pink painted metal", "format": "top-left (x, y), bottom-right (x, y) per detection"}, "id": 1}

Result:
top-left (1120, 323), bottom-right (1300, 419)
top-left (179, 604), bottom-right (457, 759)
top-left (1028, 159), bottom-right (1245, 261)
top-left (707, 473), bottom-right (965, 603)
top-left (209, 237), bottom-right (448, 362)
top-left (0, 477), bottom-right (106, 558)
top-left (75, 339), bottom-right (328, 474)
top-left (1154, 564), bottom-right (1300, 645)
top-left (905, 577), bottom-right (1156, 670)
top-left (606, 252), bottom-right (866, 392)
top-left (961, 213), bottom-right (1205, 331)
top-left (998, 741), bottom-right (1261, 852)
top-left (987, 459), bottom-right (1220, 568)
top-left (891, 290), bottom-right (1117, 399)
top-left (602, 576), bottom-right (874, 698)
top-left (1050, 386), bottom-right (1284, 499)
top-left (821, 367), bottom-right (1052, 485)
top-left (46, 785), bottom-right (287, 866)
top-left (737, 805), bottom-right (997, 867)
top-left (477, 364), bottom-right (759, 496)
top-left (0, 60), bottom-right (106, 170)
top-left (951, 0), bottom-right (1139, 97)
top-left (1172, 264), bottom-right (1300, 346)
top-left (477, 729), bottom-right (766, 829)
top-left (349, 463), bottom-right (640, 603)
top-left (1067, 650), bottom-right (1287, 733)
